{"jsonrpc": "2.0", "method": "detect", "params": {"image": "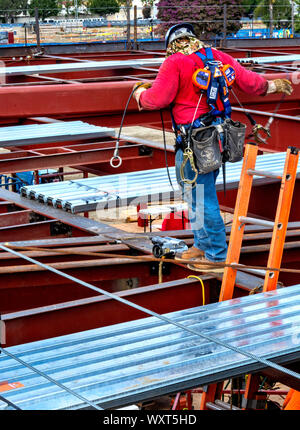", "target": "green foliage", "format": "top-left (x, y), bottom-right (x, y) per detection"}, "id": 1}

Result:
top-left (87, 0), bottom-right (120, 17)
top-left (141, 0), bottom-right (155, 5)
top-left (28, 0), bottom-right (61, 20)
top-left (254, 0), bottom-right (292, 29)
top-left (0, 0), bottom-right (27, 22)
top-left (293, 1), bottom-right (300, 33)
top-left (241, 0), bottom-right (260, 17)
